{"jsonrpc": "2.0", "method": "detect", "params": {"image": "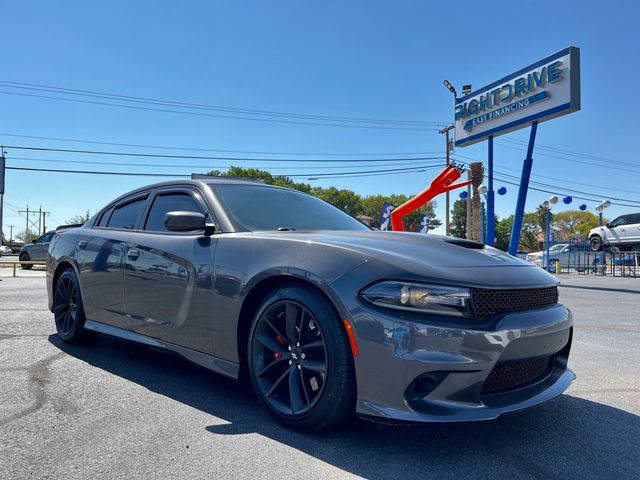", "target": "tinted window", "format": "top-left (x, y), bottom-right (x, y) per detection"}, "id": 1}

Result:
top-left (211, 184), bottom-right (369, 232)
top-left (97, 207), bottom-right (114, 227)
top-left (610, 216), bottom-right (628, 227)
top-left (107, 198), bottom-right (147, 229)
top-left (37, 232), bottom-right (54, 243)
top-left (145, 192), bottom-right (206, 232)
top-left (627, 213), bottom-right (640, 225)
